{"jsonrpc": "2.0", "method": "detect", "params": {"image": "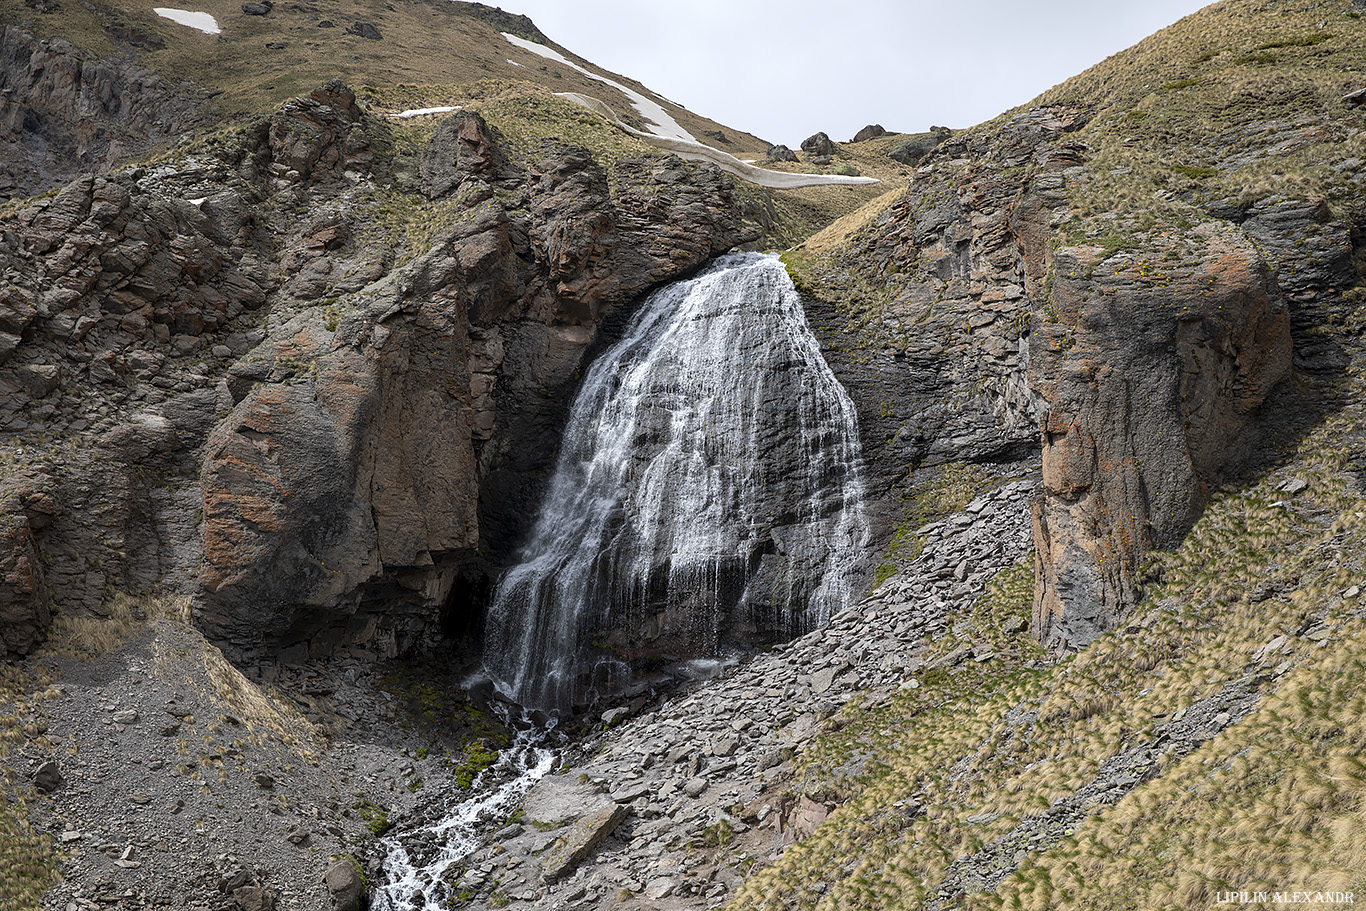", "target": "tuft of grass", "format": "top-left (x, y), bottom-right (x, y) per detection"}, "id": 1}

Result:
top-left (1168, 163), bottom-right (1219, 180)
top-left (1159, 76), bottom-right (1202, 91)
top-left (1256, 32), bottom-right (1332, 50)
